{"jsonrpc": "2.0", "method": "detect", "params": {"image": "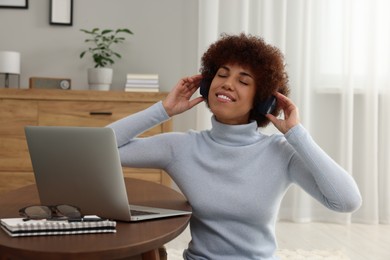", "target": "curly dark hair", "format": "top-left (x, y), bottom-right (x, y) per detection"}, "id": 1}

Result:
top-left (200, 33), bottom-right (290, 127)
